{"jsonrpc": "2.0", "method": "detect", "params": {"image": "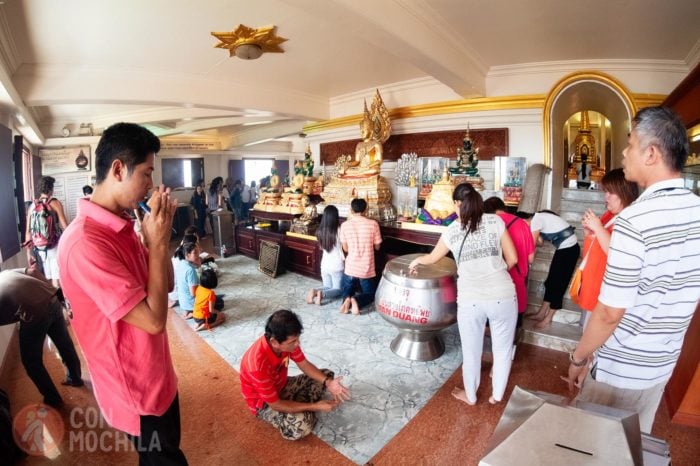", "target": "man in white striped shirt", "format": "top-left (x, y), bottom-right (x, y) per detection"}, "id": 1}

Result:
top-left (567, 106), bottom-right (700, 433)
